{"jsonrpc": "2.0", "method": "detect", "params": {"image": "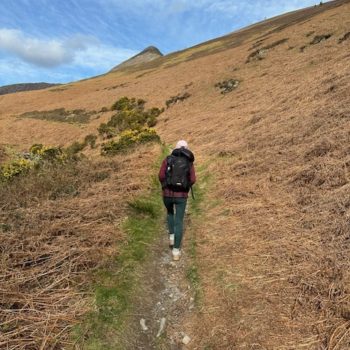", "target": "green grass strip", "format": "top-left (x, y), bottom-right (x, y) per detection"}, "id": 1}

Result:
top-left (74, 146), bottom-right (169, 349)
